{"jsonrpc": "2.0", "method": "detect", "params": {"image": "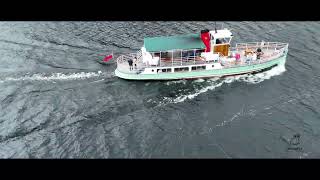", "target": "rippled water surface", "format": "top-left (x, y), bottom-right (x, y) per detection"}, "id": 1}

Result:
top-left (0, 21), bottom-right (319, 158)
